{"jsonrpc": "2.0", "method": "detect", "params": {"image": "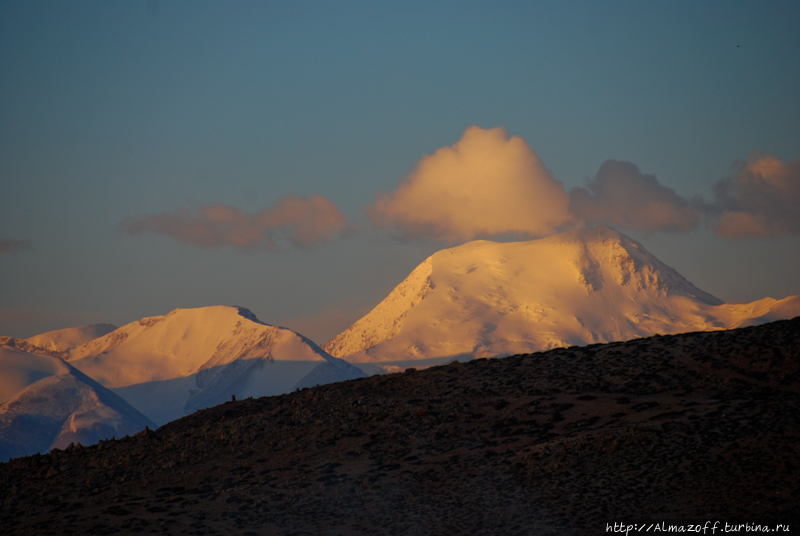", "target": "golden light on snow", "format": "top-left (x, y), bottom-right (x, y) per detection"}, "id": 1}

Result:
top-left (324, 226), bottom-right (800, 368)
